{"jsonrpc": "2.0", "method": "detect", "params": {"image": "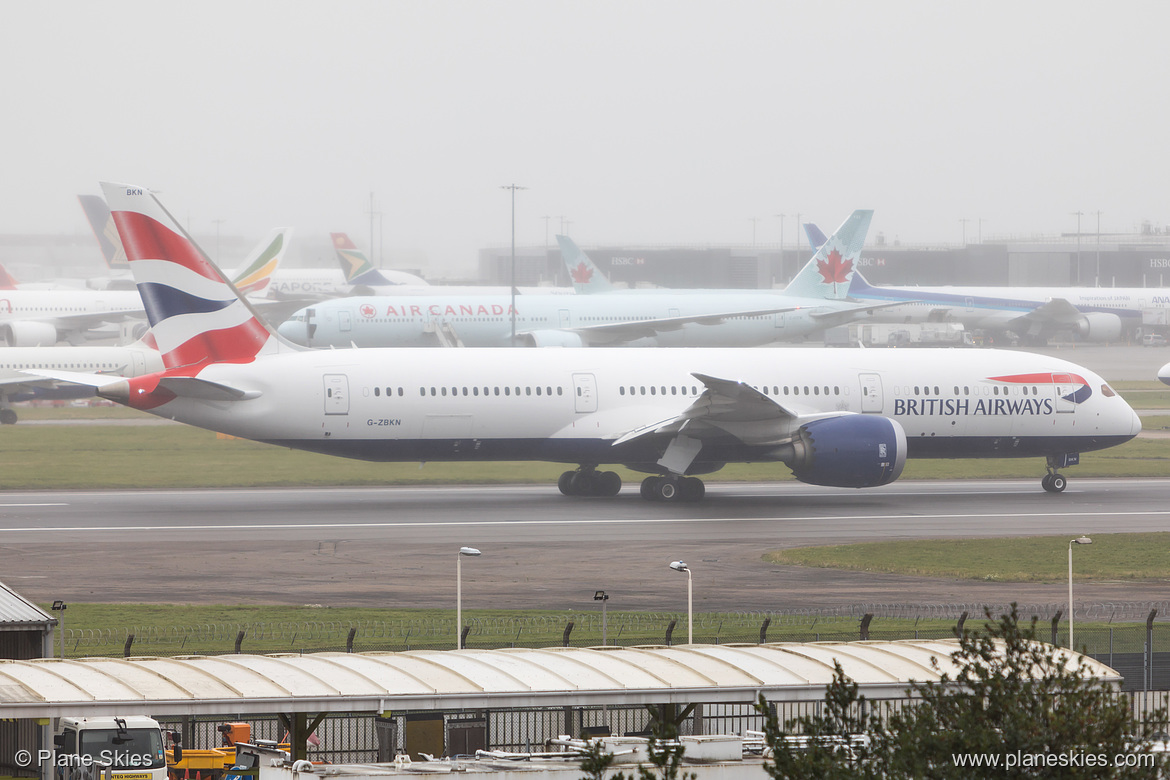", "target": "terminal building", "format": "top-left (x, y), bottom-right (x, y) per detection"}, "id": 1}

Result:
top-left (478, 233), bottom-right (1170, 291)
